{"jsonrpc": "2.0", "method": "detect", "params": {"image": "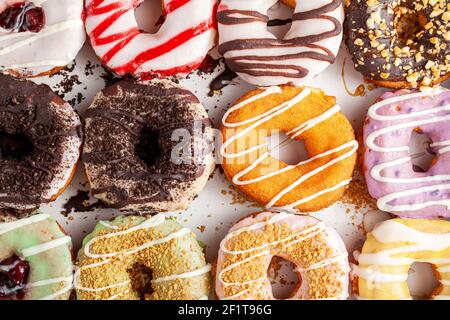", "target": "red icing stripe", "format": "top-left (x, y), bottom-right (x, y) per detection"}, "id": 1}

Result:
top-left (163, 0), bottom-right (190, 15)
